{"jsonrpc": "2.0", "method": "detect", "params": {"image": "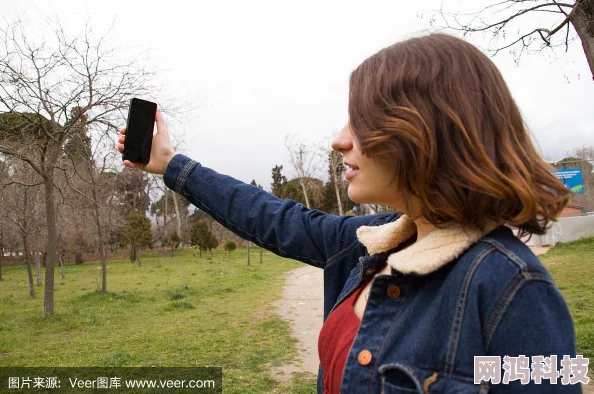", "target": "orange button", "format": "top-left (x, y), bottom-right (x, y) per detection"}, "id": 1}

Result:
top-left (358, 350), bottom-right (372, 365)
top-left (387, 284), bottom-right (401, 299)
